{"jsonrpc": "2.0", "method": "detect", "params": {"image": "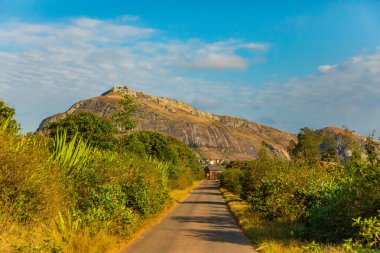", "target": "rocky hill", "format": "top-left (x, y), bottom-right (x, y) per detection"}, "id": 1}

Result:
top-left (317, 126), bottom-right (371, 161)
top-left (38, 86), bottom-right (297, 160)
